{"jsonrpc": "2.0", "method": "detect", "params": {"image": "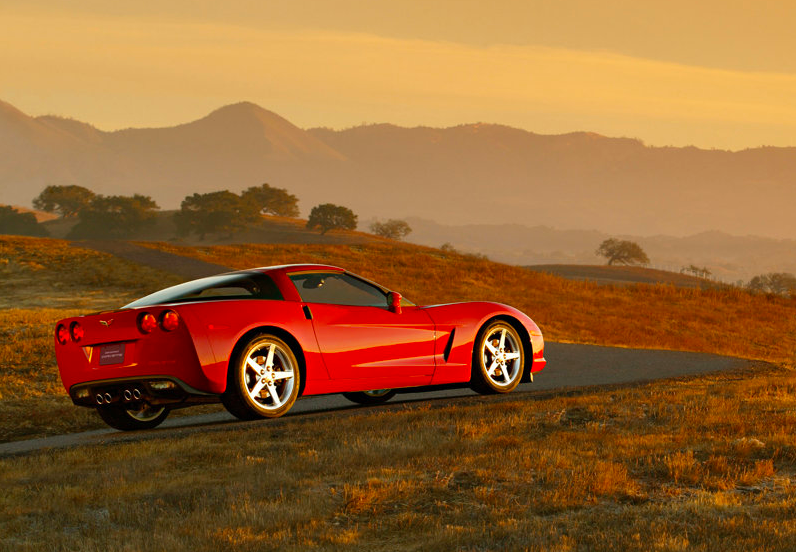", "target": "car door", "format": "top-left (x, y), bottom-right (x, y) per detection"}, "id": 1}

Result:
top-left (288, 271), bottom-right (436, 382)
